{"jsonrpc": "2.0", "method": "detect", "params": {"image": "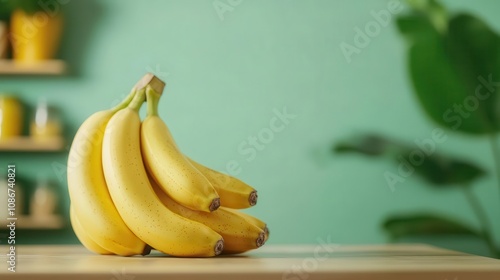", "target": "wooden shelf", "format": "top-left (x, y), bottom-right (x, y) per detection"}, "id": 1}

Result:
top-left (0, 136), bottom-right (65, 152)
top-left (0, 59), bottom-right (67, 75)
top-left (2, 215), bottom-right (64, 230)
